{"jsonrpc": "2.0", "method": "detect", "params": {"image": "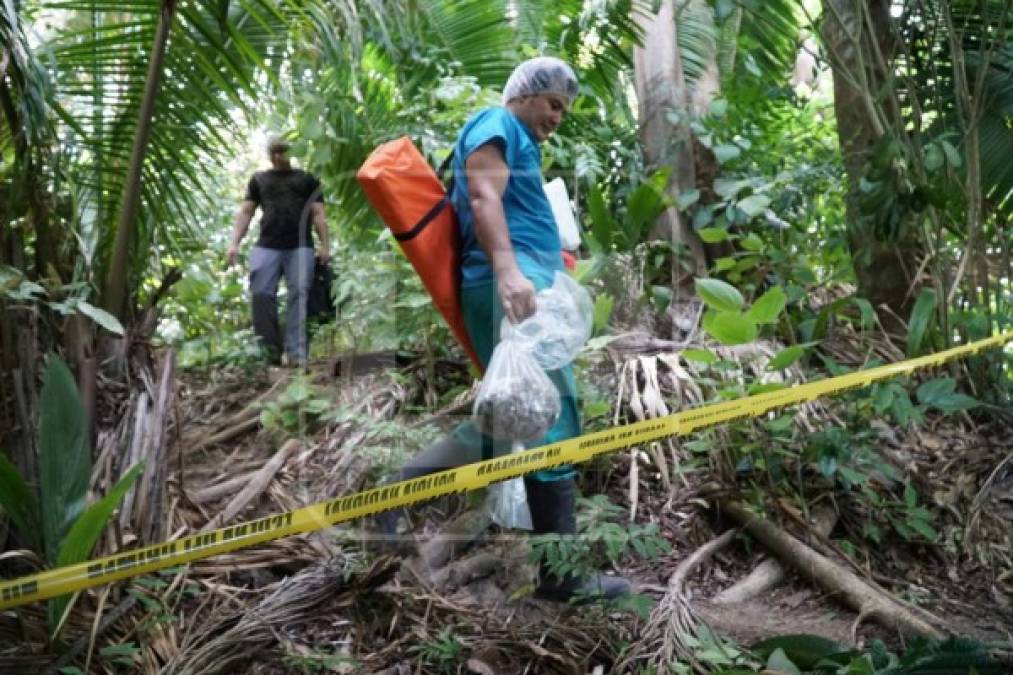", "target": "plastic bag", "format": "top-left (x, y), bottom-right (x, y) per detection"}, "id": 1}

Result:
top-left (487, 442), bottom-right (533, 530)
top-left (503, 272), bottom-right (594, 370)
top-left (473, 338), bottom-right (561, 441)
top-left (544, 178), bottom-right (581, 250)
